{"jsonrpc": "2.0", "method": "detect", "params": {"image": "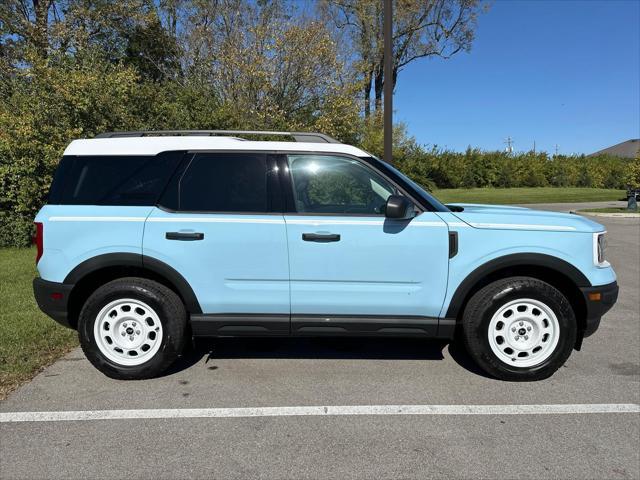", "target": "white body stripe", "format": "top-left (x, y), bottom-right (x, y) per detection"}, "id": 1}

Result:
top-left (285, 219), bottom-right (444, 227)
top-left (147, 217), bottom-right (285, 224)
top-left (1, 403), bottom-right (638, 423)
top-left (47, 216), bottom-right (445, 227)
top-left (47, 216), bottom-right (576, 231)
top-left (444, 220), bottom-right (575, 231)
top-left (469, 222), bottom-right (576, 231)
top-left (48, 216), bottom-right (147, 222)
top-left (446, 222), bottom-right (470, 228)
